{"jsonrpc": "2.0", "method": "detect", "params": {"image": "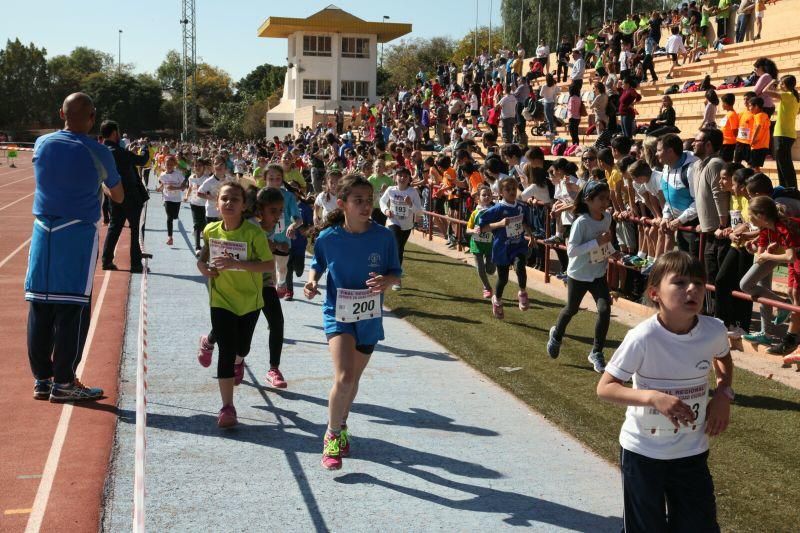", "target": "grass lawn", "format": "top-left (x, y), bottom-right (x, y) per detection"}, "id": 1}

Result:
top-left (385, 244), bottom-right (800, 532)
